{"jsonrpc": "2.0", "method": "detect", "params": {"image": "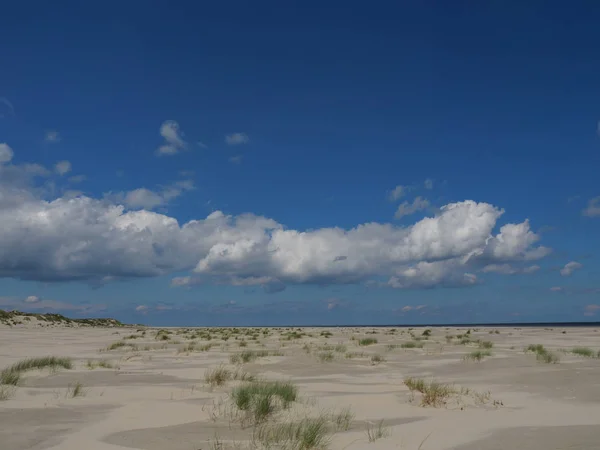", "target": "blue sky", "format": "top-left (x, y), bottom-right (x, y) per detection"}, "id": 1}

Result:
top-left (1, 2), bottom-right (599, 326)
